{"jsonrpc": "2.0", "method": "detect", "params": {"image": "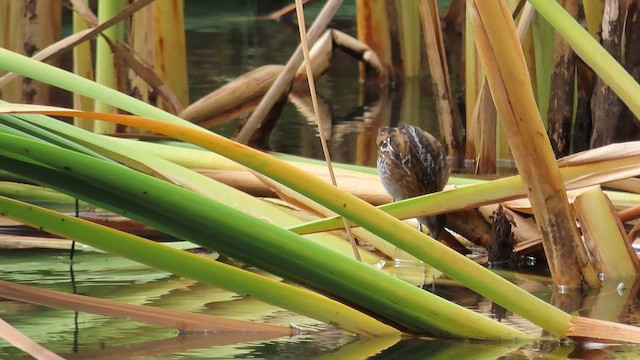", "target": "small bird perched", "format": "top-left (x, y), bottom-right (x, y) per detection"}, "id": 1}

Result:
top-left (376, 122), bottom-right (449, 239)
